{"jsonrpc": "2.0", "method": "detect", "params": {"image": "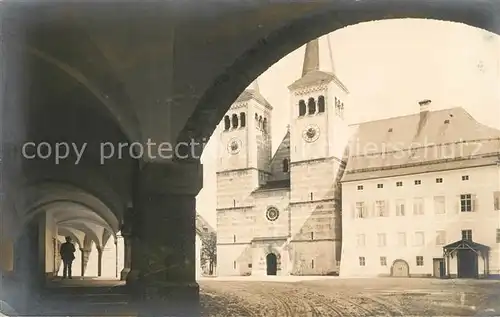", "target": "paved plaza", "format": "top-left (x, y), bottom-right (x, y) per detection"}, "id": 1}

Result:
top-left (3, 277), bottom-right (498, 316)
top-left (200, 277), bottom-right (500, 316)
